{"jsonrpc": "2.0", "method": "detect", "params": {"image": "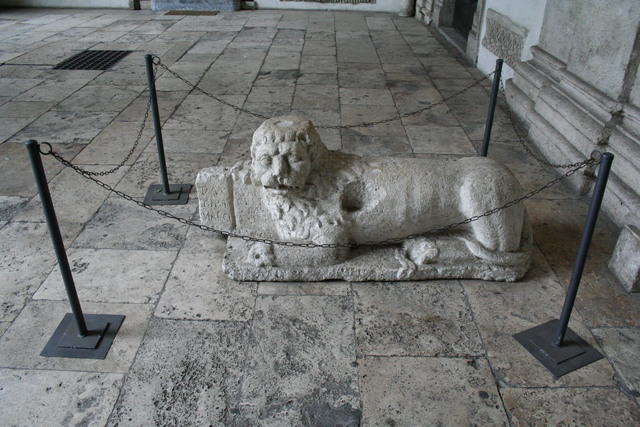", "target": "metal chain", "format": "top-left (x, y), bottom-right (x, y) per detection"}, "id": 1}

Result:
top-left (153, 55), bottom-right (495, 130)
top-left (497, 78), bottom-right (594, 169)
top-left (73, 97), bottom-right (152, 176)
top-left (43, 63), bottom-right (158, 176)
top-left (41, 143), bottom-right (597, 249)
